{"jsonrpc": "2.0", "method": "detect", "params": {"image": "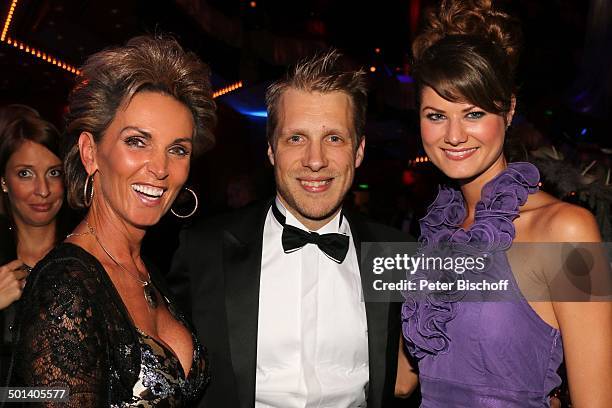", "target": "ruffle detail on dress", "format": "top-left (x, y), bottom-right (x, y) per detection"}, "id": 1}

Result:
top-left (402, 162), bottom-right (540, 359)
